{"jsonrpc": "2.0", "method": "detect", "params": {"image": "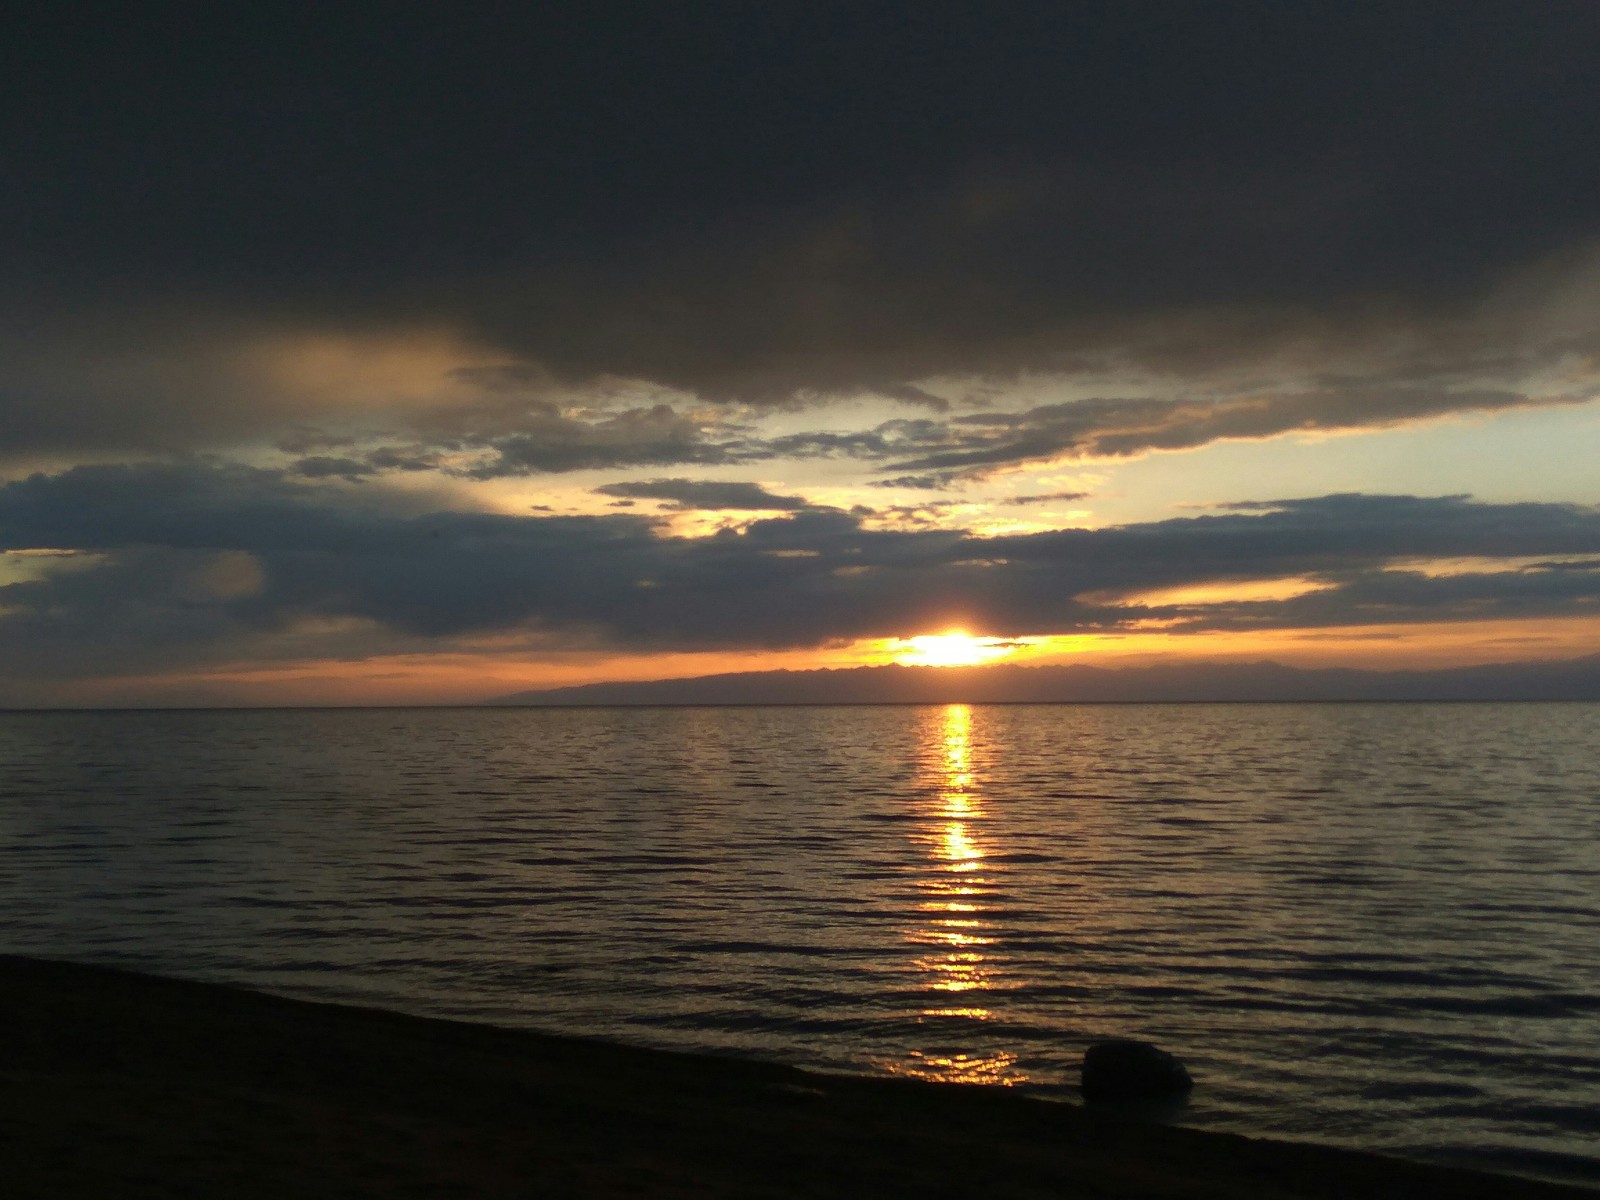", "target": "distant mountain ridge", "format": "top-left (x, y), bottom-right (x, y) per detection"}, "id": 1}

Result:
top-left (492, 653), bottom-right (1600, 705)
